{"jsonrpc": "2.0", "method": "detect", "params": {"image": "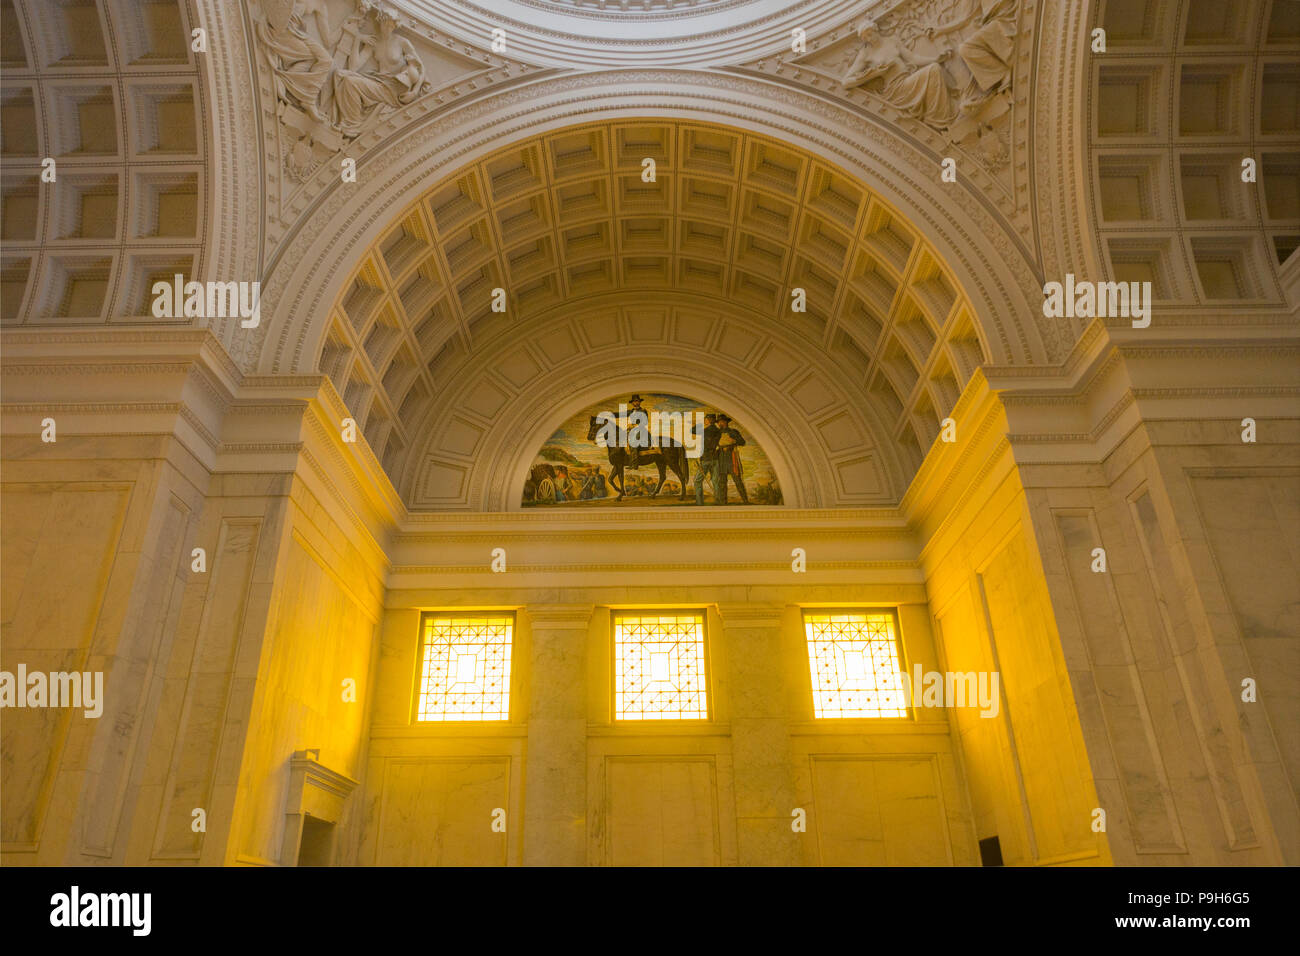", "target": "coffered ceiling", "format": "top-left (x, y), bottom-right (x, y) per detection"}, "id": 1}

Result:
top-left (317, 120), bottom-right (987, 506)
top-left (0, 0), bottom-right (208, 324)
top-left (1, 0), bottom-right (1295, 513)
top-left (1088, 0), bottom-right (1300, 304)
